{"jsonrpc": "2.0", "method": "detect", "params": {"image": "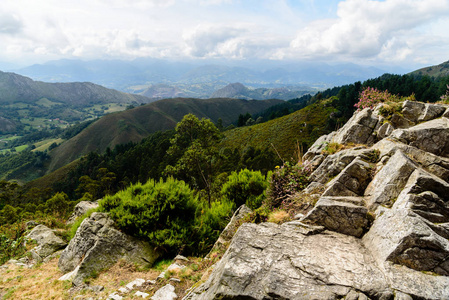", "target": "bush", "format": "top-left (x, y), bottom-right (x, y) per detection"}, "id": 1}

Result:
top-left (0, 205), bottom-right (19, 225)
top-left (266, 162), bottom-right (311, 208)
top-left (355, 87), bottom-right (399, 110)
top-left (0, 223), bottom-right (27, 265)
top-left (99, 177), bottom-right (200, 256)
top-left (45, 192), bottom-right (73, 218)
top-left (221, 169), bottom-right (268, 210)
top-left (193, 198), bottom-right (234, 255)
